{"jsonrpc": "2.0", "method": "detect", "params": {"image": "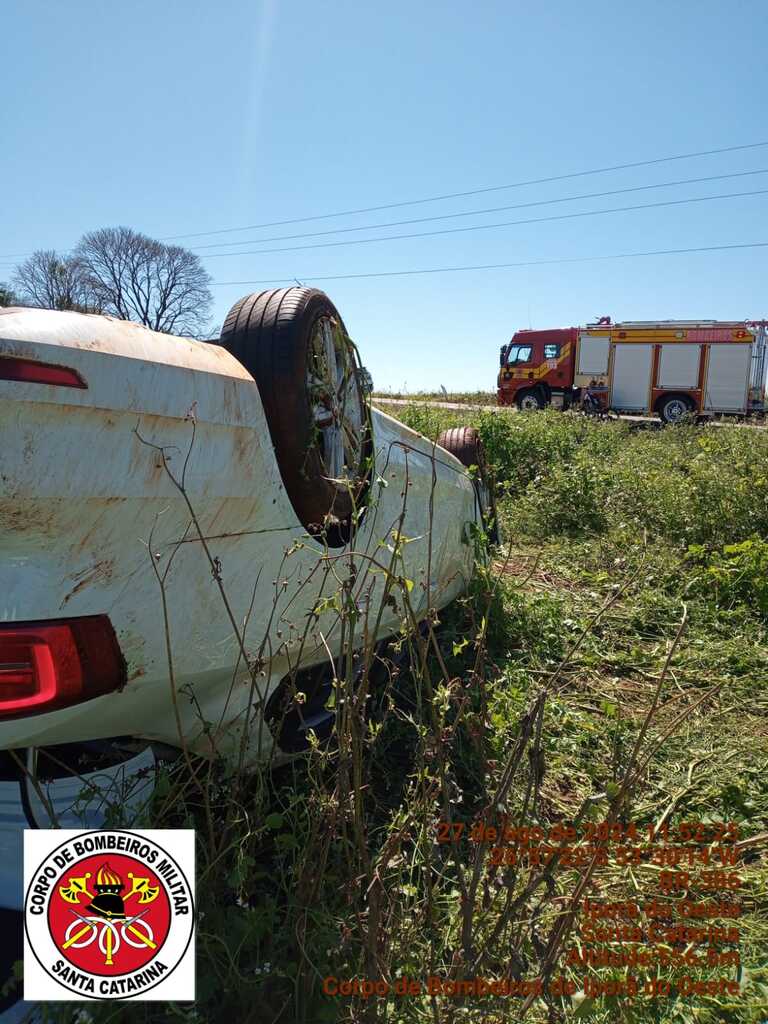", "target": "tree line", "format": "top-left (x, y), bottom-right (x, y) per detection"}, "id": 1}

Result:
top-left (0, 227), bottom-right (214, 338)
